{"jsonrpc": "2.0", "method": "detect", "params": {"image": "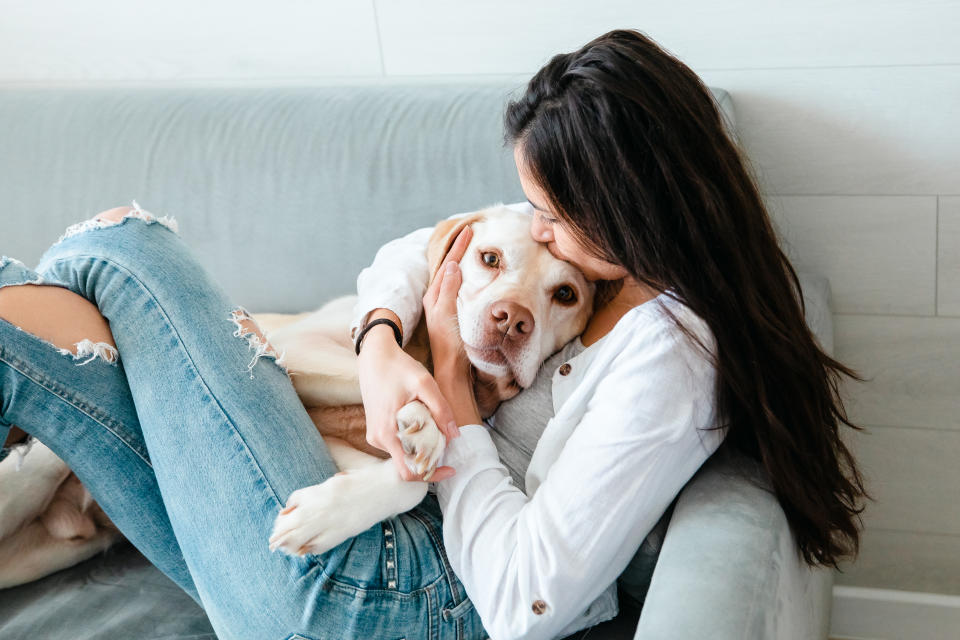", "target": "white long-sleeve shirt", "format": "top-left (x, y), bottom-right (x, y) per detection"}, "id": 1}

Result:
top-left (349, 202), bottom-right (725, 640)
